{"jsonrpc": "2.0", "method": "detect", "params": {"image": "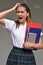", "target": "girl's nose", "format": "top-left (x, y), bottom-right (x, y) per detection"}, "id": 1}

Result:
top-left (19, 12), bottom-right (22, 15)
